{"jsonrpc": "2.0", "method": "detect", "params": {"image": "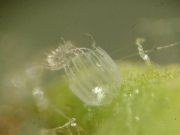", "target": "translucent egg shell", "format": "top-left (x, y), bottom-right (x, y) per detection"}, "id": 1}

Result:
top-left (65, 47), bottom-right (120, 106)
